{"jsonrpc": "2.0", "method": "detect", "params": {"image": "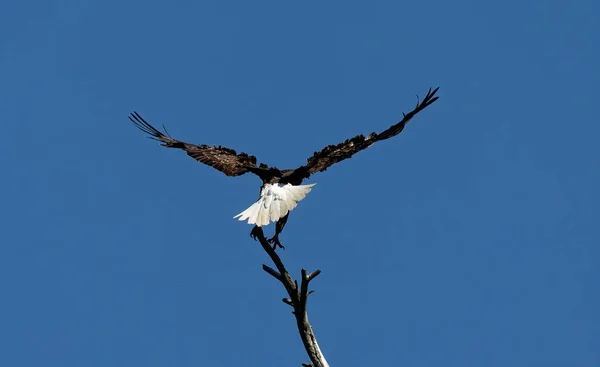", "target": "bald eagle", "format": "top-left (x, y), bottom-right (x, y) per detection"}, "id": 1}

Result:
top-left (129, 87), bottom-right (439, 249)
